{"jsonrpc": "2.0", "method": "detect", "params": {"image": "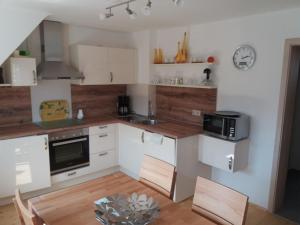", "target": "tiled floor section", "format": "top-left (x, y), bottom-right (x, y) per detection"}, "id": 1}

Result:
top-left (0, 199), bottom-right (298, 225)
